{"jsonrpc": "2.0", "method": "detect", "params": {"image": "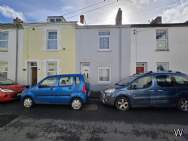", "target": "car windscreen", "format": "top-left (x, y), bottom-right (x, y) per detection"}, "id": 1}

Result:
top-left (116, 75), bottom-right (139, 86)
